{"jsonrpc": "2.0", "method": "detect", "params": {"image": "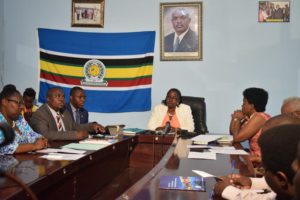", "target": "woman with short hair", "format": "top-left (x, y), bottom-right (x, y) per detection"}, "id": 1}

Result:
top-left (230, 87), bottom-right (270, 158)
top-left (147, 88), bottom-right (194, 133)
